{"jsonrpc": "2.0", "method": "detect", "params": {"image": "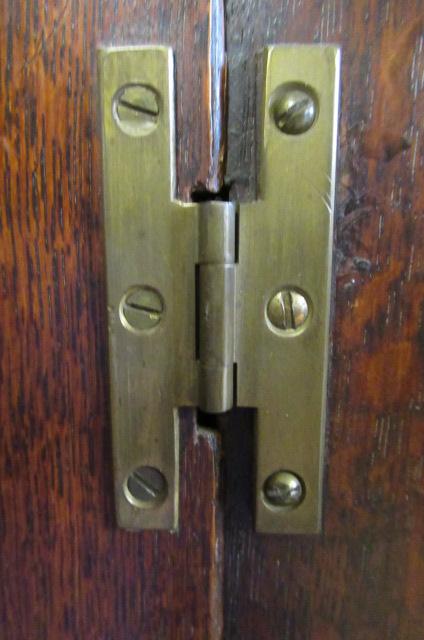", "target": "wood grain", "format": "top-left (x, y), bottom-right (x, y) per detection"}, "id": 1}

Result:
top-left (224, 1), bottom-right (424, 639)
top-left (0, 1), bottom-right (225, 638)
top-left (3, 1), bottom-right (424, 638)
